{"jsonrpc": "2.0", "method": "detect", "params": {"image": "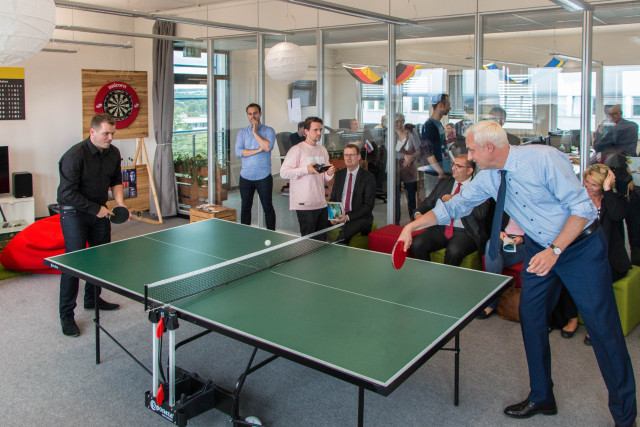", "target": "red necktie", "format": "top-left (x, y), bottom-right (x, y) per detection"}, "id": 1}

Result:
top-left (345, 173), bottom-right (353, 213)
top-left (444, 182), bottom-right (461, 239)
